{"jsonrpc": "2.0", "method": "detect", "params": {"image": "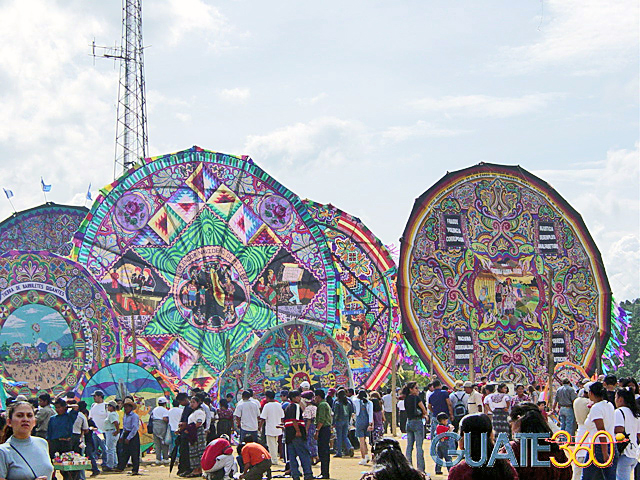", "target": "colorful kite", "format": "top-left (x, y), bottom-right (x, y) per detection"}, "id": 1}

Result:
top-left (0, 203), bottom-right (87, 256)
top-left (80, 361), bottom-right (171, 450)
top-left (244, 320), bottom-right (352, 395)
top-left (0, 251), bottom-right (121, 397)
top-left (72, 147), bottom-right (338, 378)
top-left (304, 201), bottom-right (400, 389)
top-left (398, 164), bottom-right (612, 385)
